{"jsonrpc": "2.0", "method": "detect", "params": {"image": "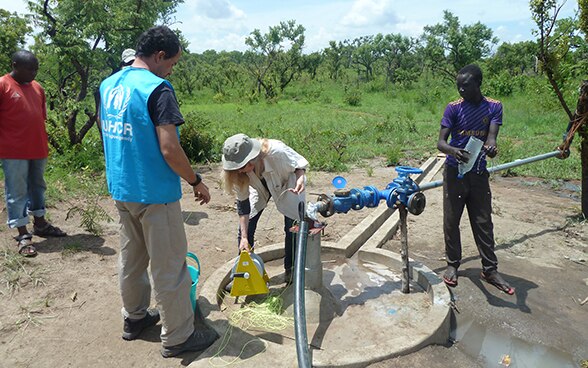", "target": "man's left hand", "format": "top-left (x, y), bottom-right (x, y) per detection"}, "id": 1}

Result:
top-left (484, 145), bottom-right (498, 158)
